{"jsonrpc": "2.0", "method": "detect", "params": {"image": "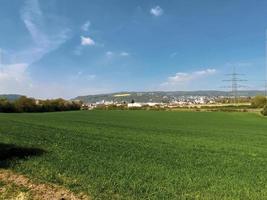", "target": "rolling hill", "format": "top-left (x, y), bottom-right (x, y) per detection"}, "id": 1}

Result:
top-left (74, 90), bottom-right (265, 103)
